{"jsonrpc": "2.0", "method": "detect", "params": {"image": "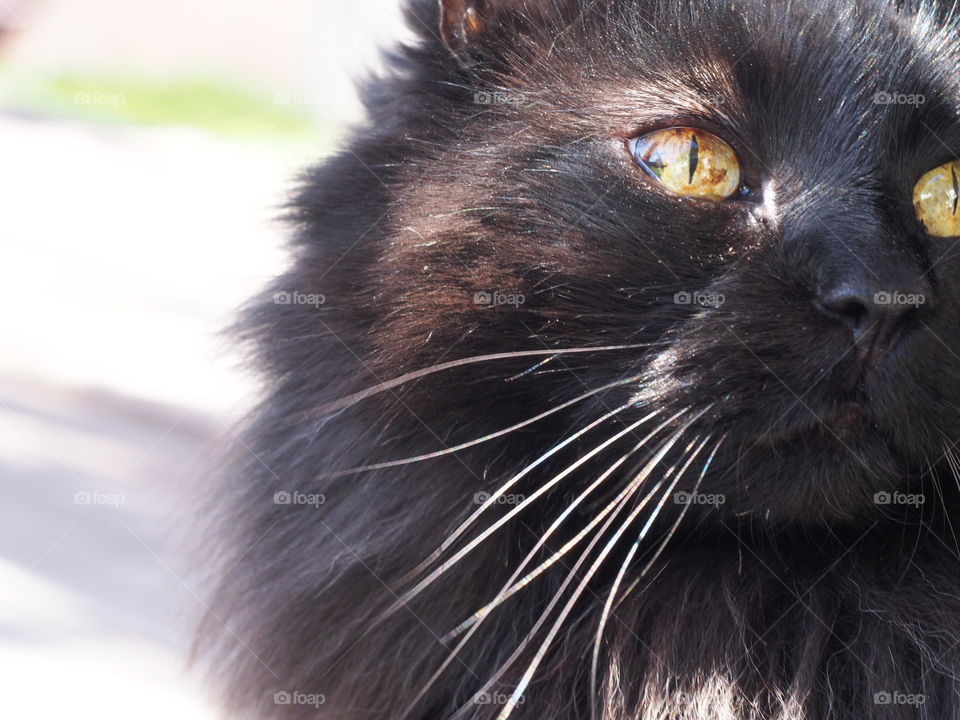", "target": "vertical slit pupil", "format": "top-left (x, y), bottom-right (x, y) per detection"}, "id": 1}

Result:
top-left (688, 134), bottom-right (699, 184)
top-left (952, 165), bottom-right (958, 216)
